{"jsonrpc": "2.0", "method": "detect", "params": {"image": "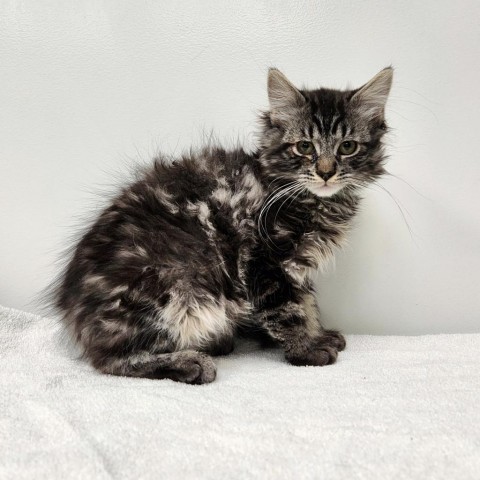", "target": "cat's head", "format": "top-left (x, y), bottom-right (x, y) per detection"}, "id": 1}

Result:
top-left (259, 68), bottom-right (393, 197)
